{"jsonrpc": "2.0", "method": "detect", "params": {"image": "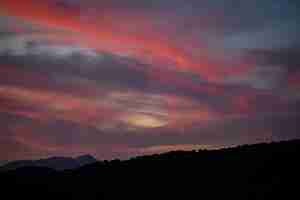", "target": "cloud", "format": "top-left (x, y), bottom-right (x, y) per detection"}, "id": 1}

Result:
top-left (0, 0), bottom-right (299, 160)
